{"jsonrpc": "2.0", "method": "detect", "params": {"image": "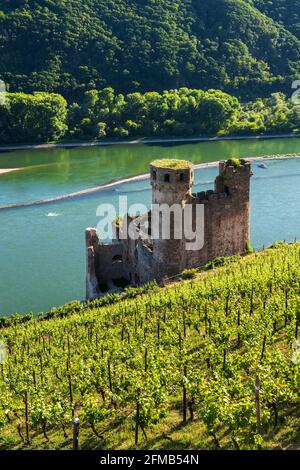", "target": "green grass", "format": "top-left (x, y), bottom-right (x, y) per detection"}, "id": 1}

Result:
top-left (151, 159), bottom-right (193, 170)
top-left (1, 401), bottom-right (300, 451)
